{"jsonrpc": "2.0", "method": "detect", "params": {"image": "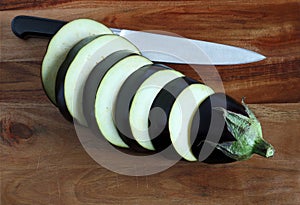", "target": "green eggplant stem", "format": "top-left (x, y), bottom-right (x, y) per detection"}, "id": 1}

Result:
top-left (253, 139), bottom-right (275, 158)
top-left (213, 99), bottom-right (275, 161)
